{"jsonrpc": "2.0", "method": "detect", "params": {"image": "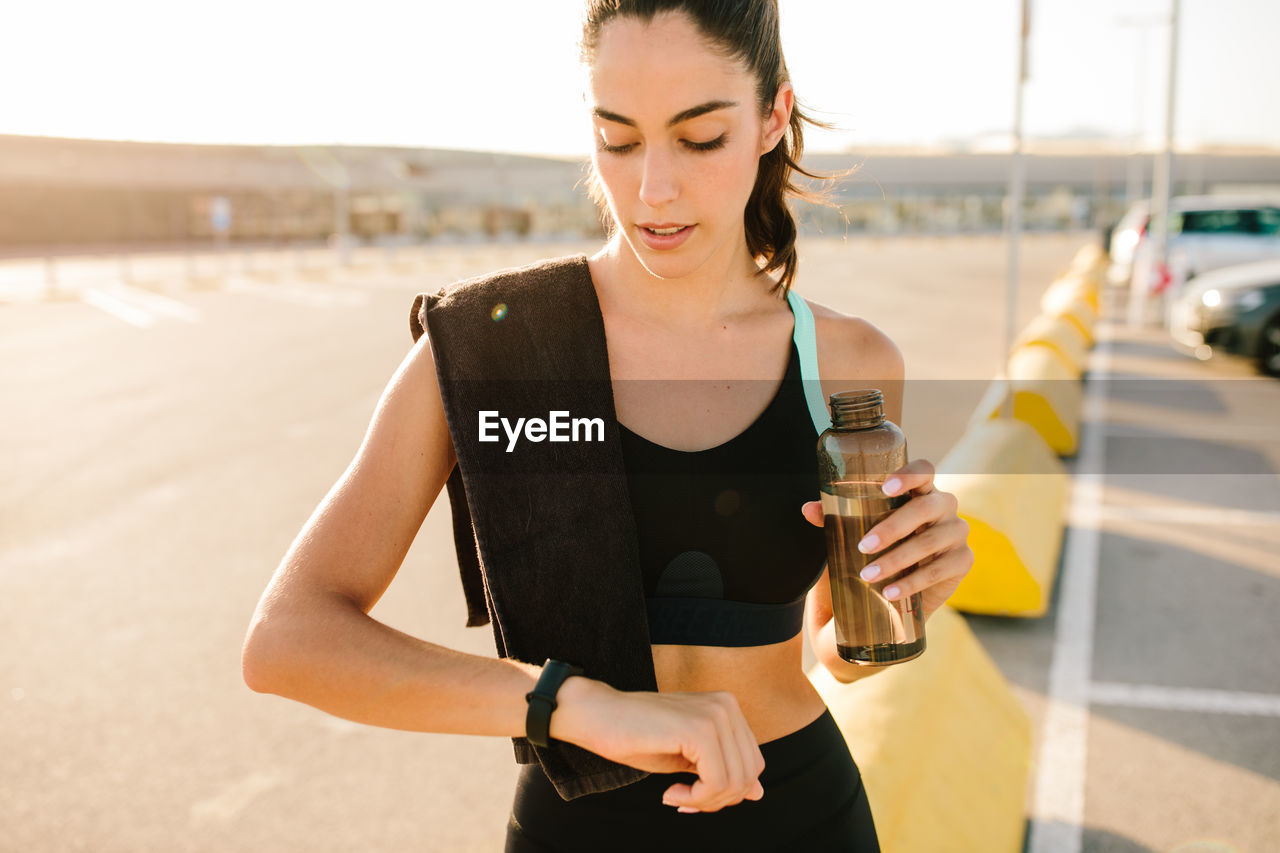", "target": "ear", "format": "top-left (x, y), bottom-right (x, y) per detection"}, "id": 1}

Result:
top-left (760, 81), bottom-right (795, 155)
